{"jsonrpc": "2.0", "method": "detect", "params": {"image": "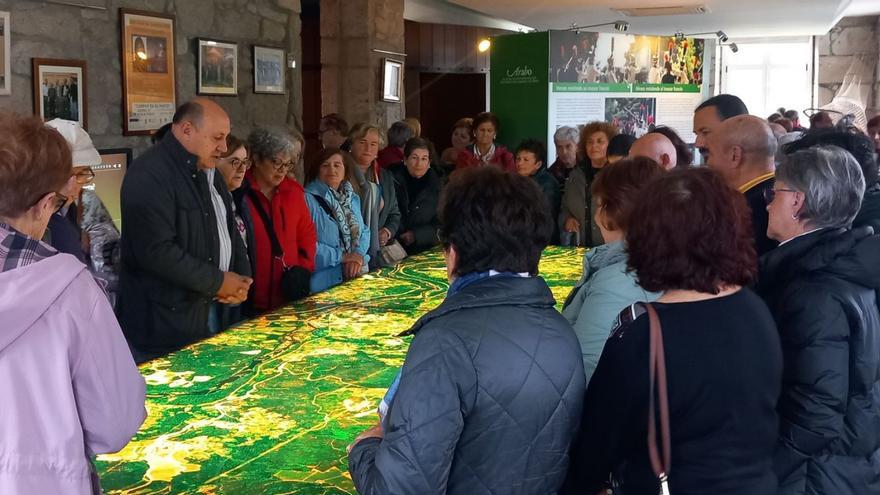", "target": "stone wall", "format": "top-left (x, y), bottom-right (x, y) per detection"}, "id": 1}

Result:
top-left (320, 0), bottom-right (405, 130)
top-left (816, 15), bottom-right (880, 118)
top-left (0, 0), bottom-right (303, 155)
